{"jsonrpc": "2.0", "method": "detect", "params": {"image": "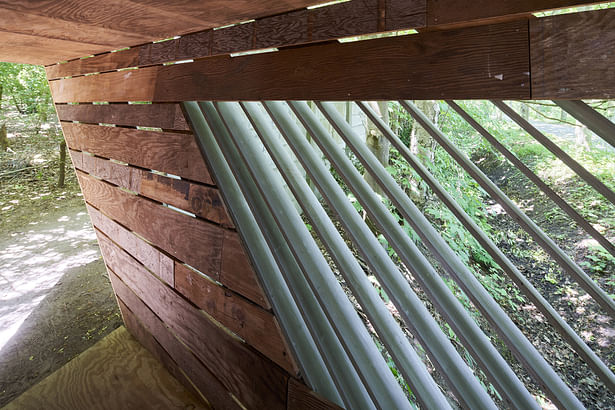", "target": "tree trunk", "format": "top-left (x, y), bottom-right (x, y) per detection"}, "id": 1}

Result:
top-left (520, 102), bottom-right (530, 120)
top-left (58, 140), bottom-right (66, 187)
top-left (409, 100), bottom-right (438, 203)
top-left (575, 119), bottom-right (591, 151)
top-left (364, 101), bottom-right (390, 195)
top-left (0, 123), bottom-right (8, 152)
